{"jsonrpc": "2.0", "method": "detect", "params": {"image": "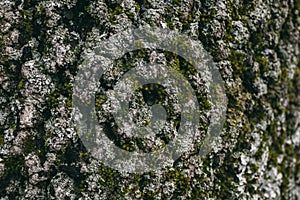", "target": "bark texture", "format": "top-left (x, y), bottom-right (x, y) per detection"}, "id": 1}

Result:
top-left (0, 0), bottom-right (300, 199)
